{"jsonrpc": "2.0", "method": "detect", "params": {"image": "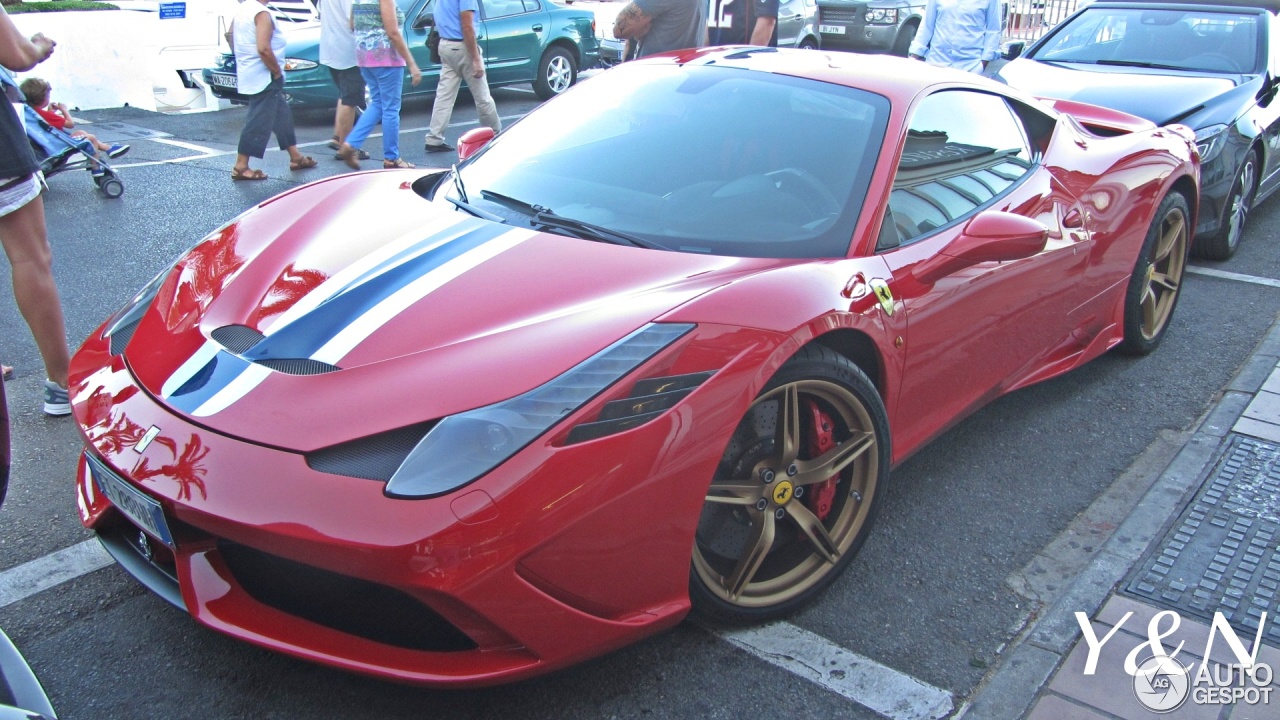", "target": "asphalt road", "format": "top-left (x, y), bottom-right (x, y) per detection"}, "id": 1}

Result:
top-left (0, 81), bottom-right (1277, 720)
